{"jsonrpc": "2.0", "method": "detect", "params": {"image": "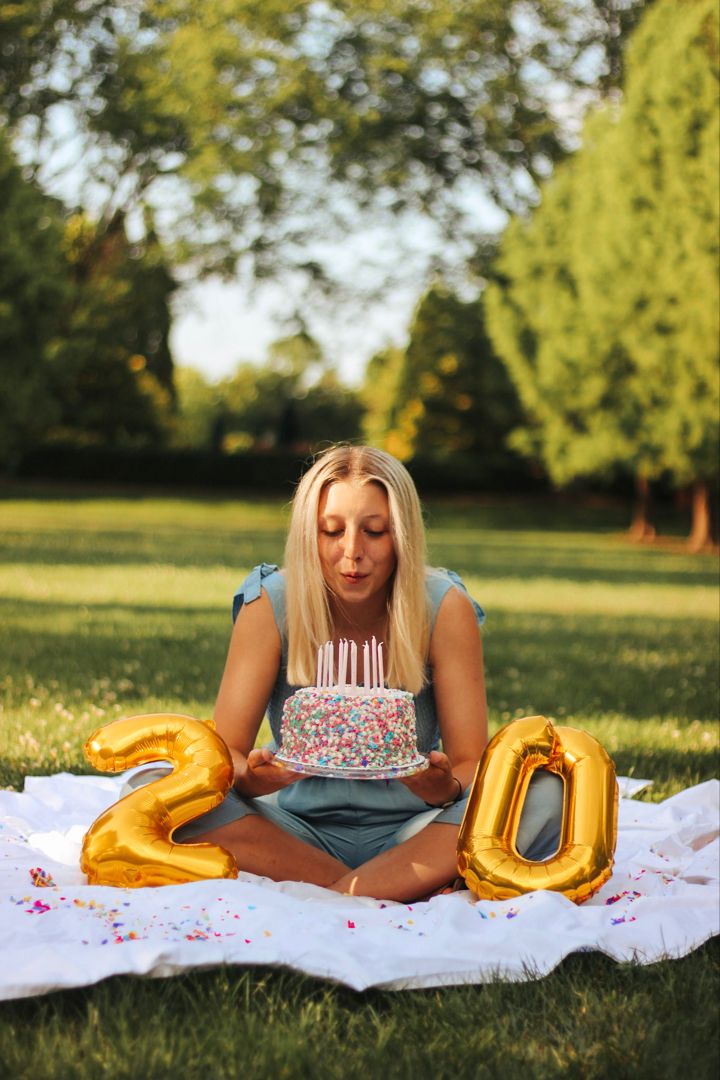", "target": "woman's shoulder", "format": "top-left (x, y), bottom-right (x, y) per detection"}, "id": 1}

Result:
top-left (232, 563), bottom-right (286, 624)
top-left (425, 567), bottom-right (485, 628)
